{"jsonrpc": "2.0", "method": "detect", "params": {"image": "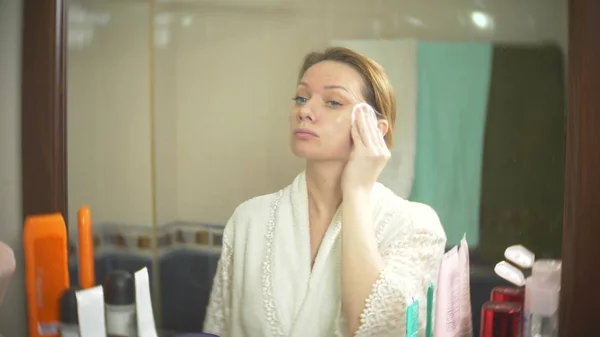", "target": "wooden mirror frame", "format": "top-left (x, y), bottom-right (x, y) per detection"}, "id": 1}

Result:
top-left (20, 0), bottom-right (600, 335)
